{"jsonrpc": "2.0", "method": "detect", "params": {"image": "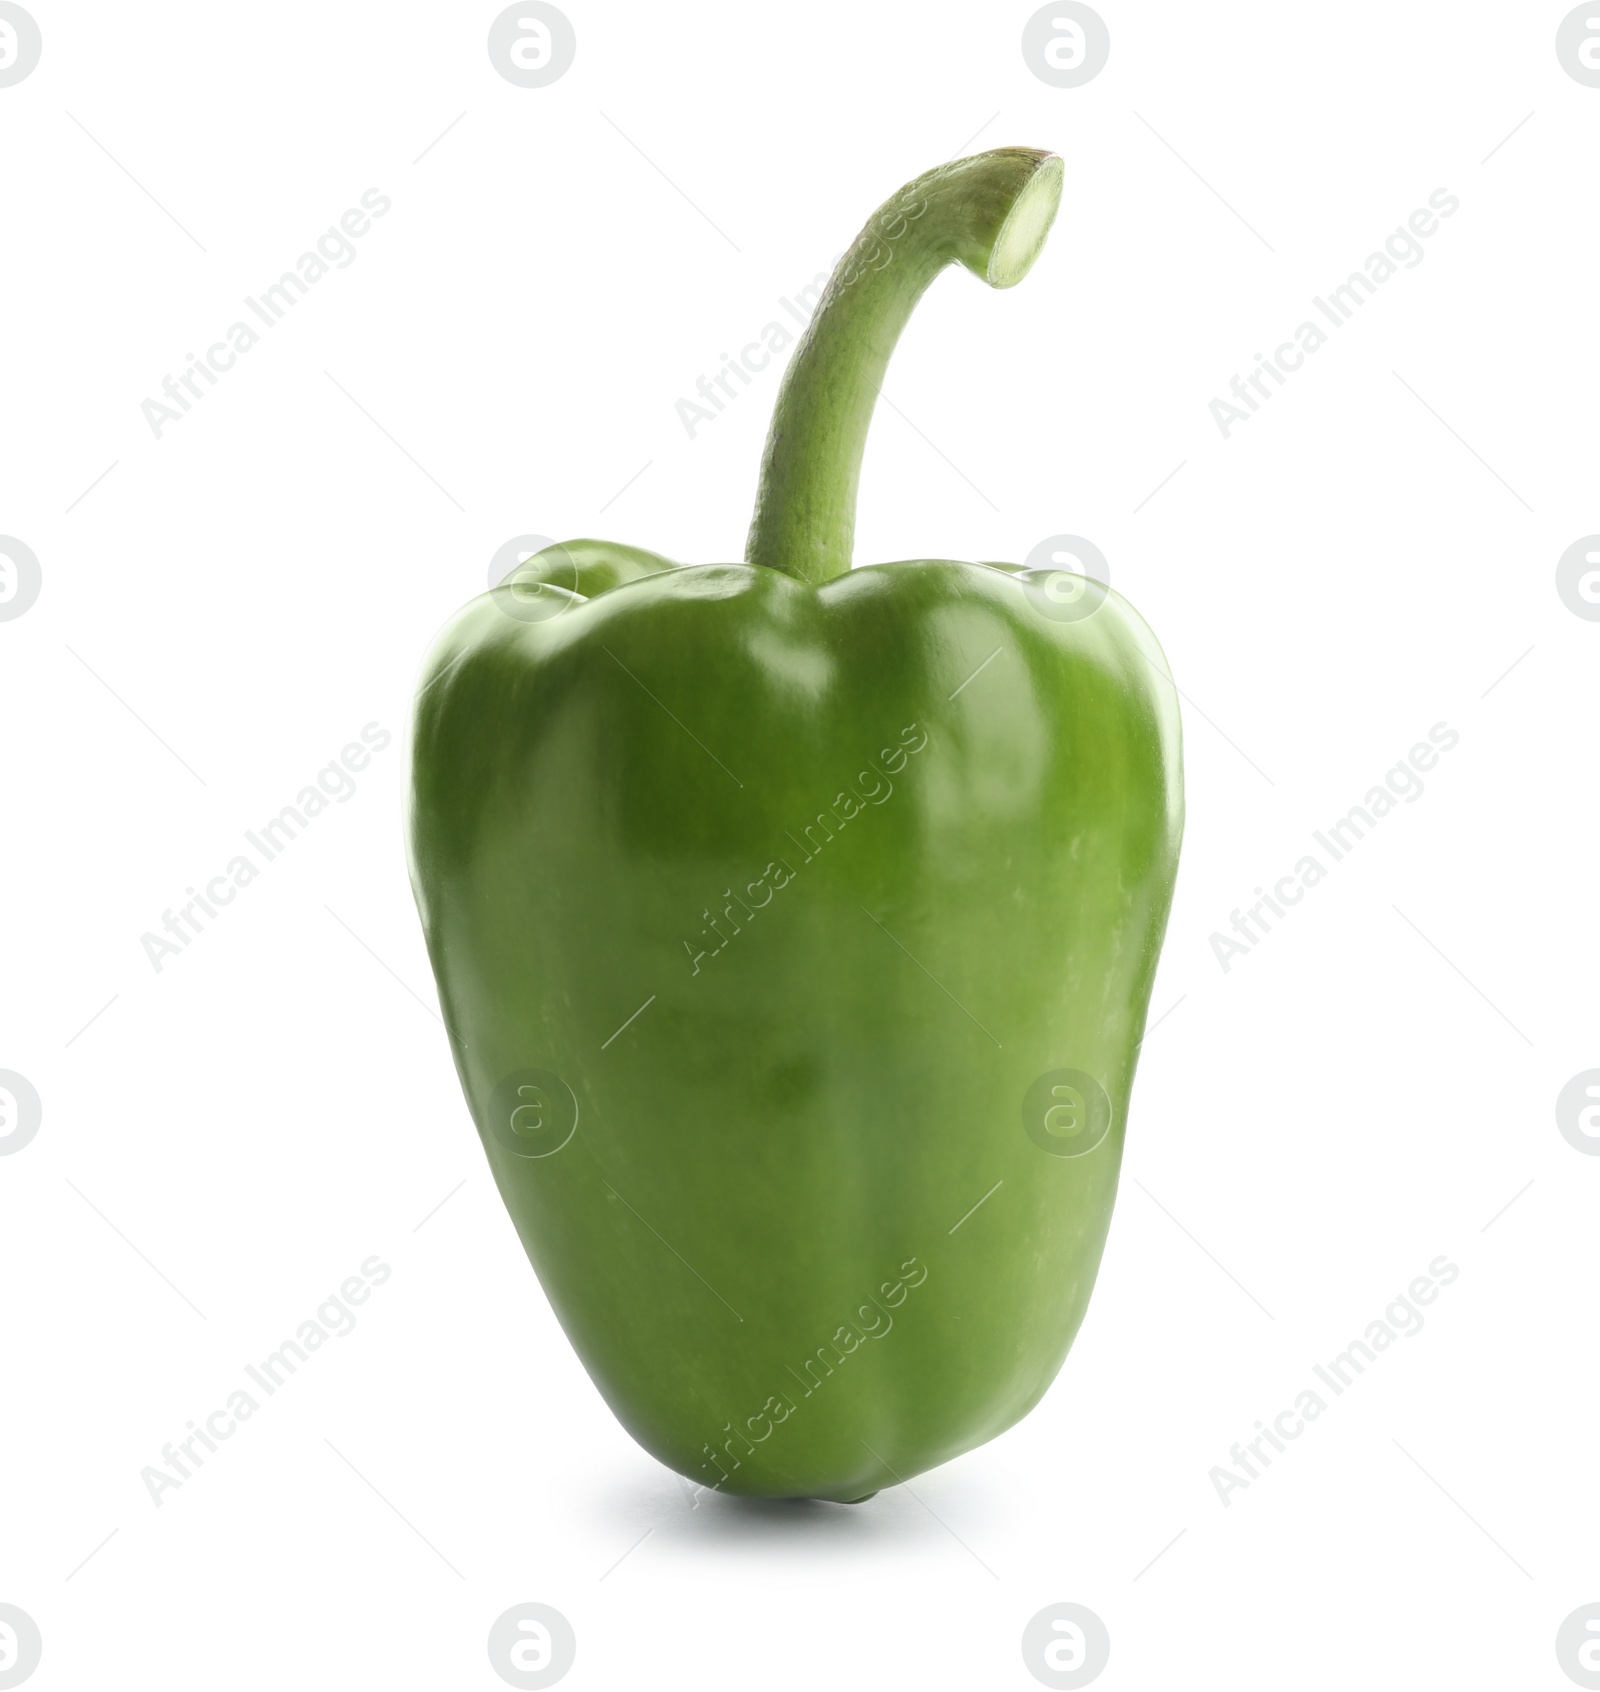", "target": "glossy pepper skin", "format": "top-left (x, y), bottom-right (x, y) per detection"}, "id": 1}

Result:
top-left (408, 149), bottom-right (1182, 1502)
